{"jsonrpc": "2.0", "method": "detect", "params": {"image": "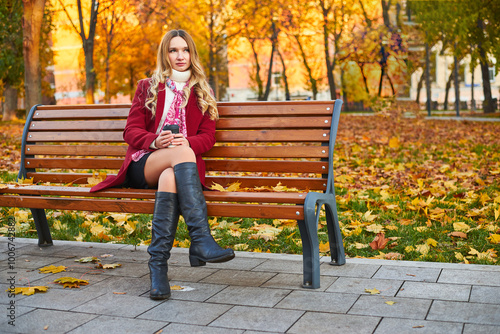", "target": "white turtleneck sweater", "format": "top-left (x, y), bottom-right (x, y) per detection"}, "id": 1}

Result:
top-left (150, 69), bottom-right (191, 149)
